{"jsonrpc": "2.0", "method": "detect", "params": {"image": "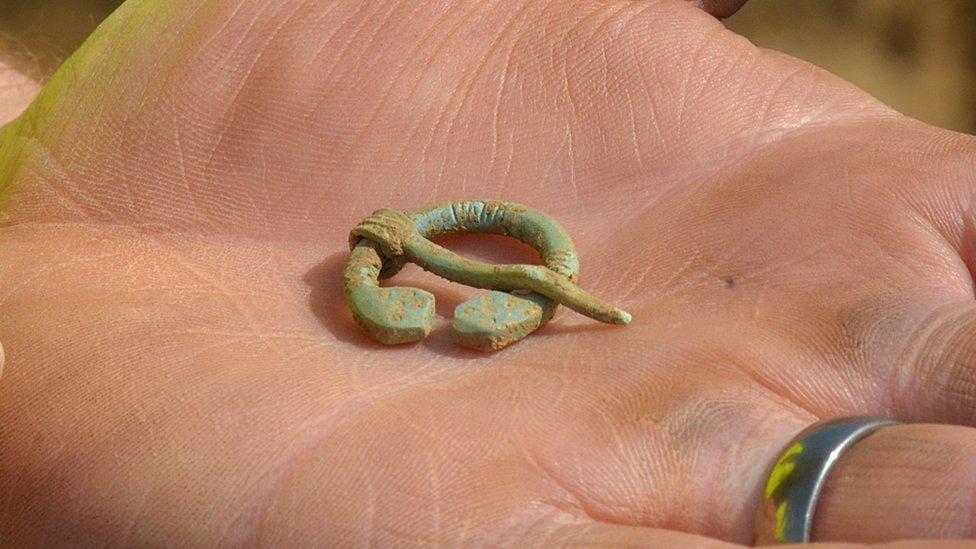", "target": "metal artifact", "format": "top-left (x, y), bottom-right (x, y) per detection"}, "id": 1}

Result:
top-left (343, 200), bottom-right (630, 351)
